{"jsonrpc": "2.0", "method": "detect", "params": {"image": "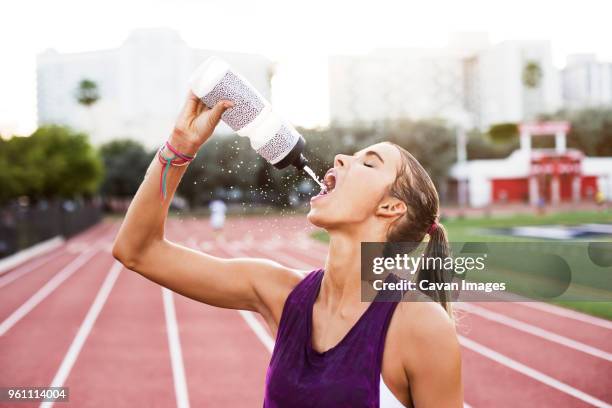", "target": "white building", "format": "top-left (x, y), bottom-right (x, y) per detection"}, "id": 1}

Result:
top-left (328, 36), bottom-right (561, 130)
top-left (450, 149), bottom-right (612, 207)
top-left (472, 40), bottom-right (561, 129)
top-left (450, 122), bottom-right (612, 207)
top-left (329, 48), bottom-right (465, 126)
top-left (37, 28), bottom-right (272, 149)
top-left (562, 54), bottom-right (612, 109)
